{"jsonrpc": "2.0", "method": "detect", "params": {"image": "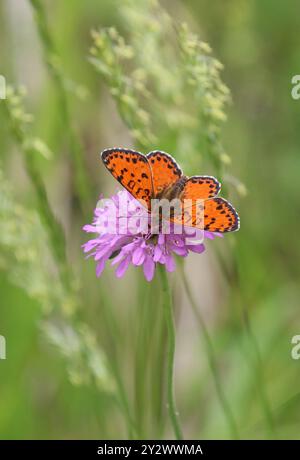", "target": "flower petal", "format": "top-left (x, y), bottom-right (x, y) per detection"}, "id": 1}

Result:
top-left (165, 254), bottom-right (176, 272)
top-left (188, 243), bottom-right (205, 254)
top-left (82, 224), bottom-right (98, 233)
top-left (132, 247), bottom-right (146, 266)
top-left (153, 244), bottom-right (163, 262)
top-left (143, 255), bottom-right (155, 282)
top-left (94, 245), bottom-right (111, 260)
top-left (82, 239), bottom-right (99, 252)
top-left (111, 250), bottom-right (126, 266)
top-left (96, 258), bottom-right (106, 277)
top-left (171, 245), bottom-right (188, 256)
top-left (115, 256), bottom-right (131, 278)
top-left (158, 233), bottom-right (165, 245)
top-left (204, 231), bottom-right (223, 240)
